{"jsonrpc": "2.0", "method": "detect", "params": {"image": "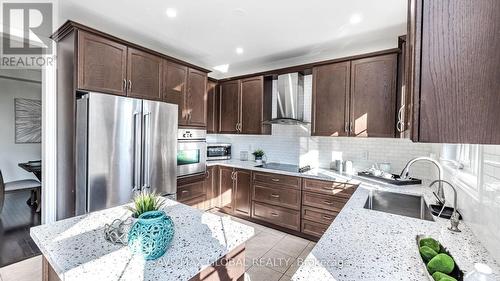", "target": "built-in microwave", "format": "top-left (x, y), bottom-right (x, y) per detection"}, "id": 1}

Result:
top-left (207, 143), bottom-right (231, 161)
top-left (177, 129), bottom-right (207, 177)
